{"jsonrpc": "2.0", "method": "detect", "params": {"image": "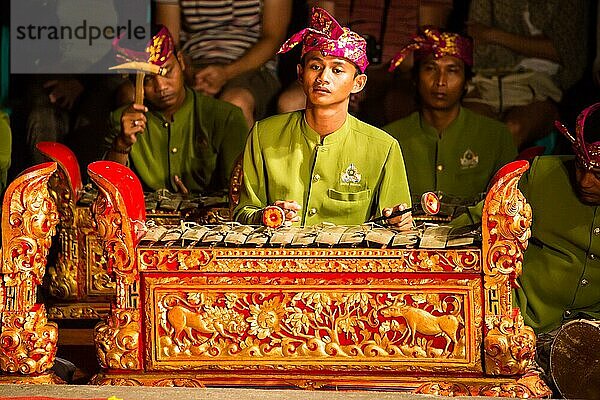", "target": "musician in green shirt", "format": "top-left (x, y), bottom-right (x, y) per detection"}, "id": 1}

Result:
top-left (452, 103), bottom-right (600, 385)
top-left (234, 8), bottom-right (412, 228)
top-left (106, 26), bottom-right (248, 194)
top-left (383, 29), bottom-right (516, 202)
